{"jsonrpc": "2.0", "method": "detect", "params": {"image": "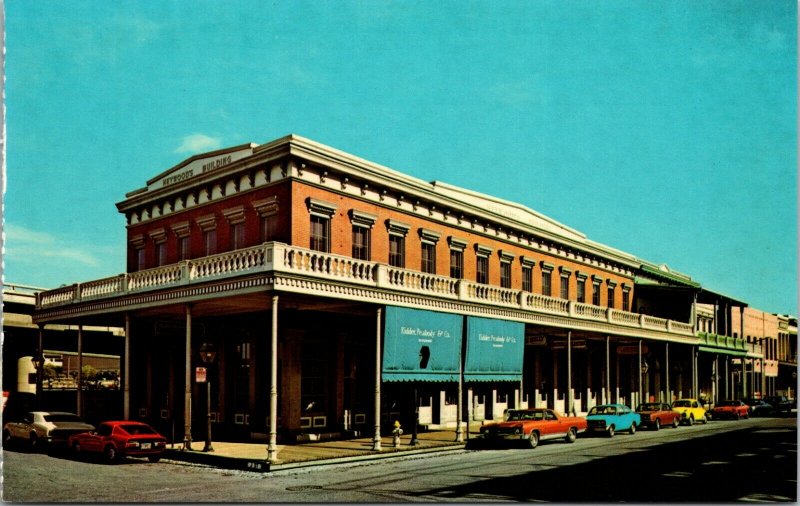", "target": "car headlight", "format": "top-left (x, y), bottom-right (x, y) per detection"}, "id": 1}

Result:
top-left (126, 441), bottom-right (140, 448)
